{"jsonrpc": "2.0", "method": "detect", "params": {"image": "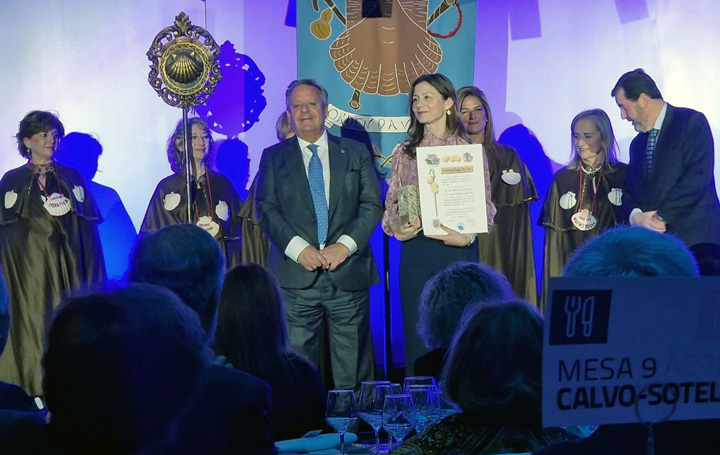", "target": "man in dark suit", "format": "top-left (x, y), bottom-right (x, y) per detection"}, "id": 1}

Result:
top-left (611, 68), bottom-right (720, 275)
top-left (256, 79), bottom-right (382, 391)
top-left (129, 224), bottom-right (276, 454)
